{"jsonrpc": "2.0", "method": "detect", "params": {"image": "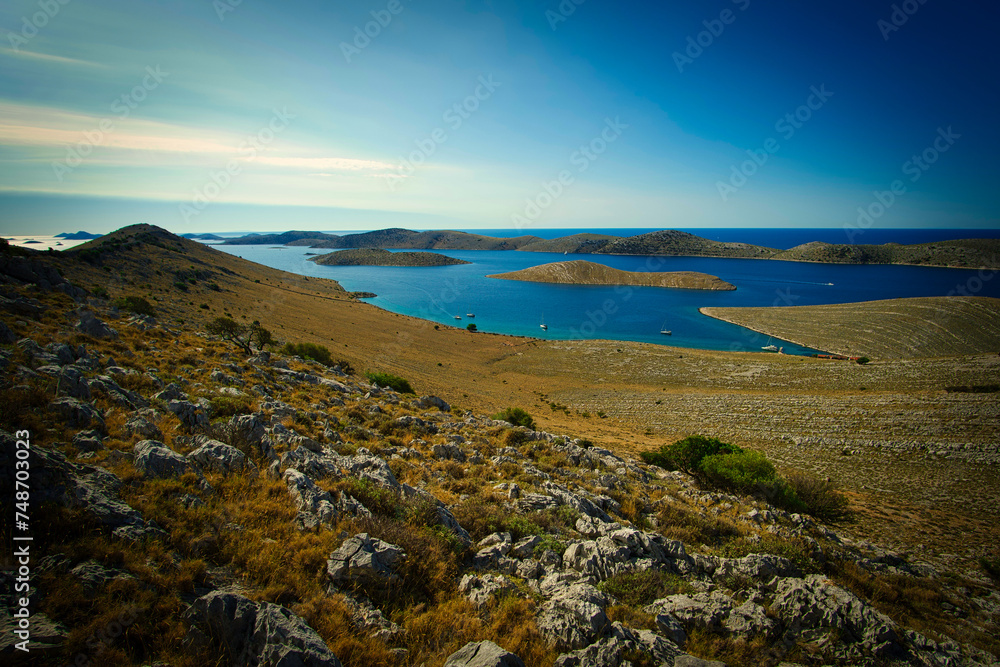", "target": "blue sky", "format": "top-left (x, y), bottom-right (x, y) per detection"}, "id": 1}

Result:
top-left (1, 0), bottom-right (998, 235)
